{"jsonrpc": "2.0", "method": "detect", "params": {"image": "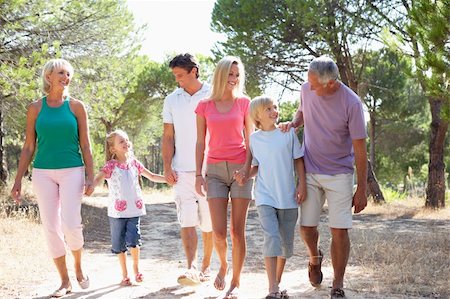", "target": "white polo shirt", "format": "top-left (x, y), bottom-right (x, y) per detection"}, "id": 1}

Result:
top-left (162, 83), bottom-right (210, 171)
